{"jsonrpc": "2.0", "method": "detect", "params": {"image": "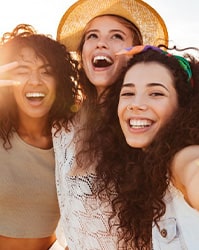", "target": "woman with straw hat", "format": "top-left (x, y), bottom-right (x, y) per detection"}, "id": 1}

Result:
top-left (53, 0), bottom-right (168, 249)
